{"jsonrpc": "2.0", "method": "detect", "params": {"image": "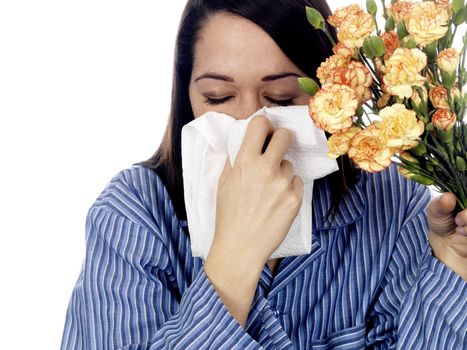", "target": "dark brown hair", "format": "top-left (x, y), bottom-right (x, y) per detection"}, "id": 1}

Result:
top-left (135, 0), bottom-right (360, 225)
